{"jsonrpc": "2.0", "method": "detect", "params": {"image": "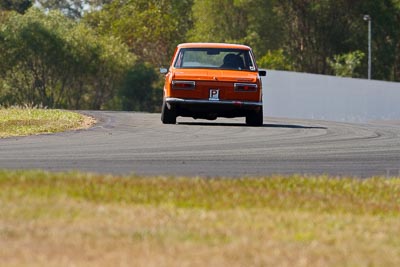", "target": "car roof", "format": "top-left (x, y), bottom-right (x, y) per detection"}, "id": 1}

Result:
top-left (177, 43), bottom-right (251, 50)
